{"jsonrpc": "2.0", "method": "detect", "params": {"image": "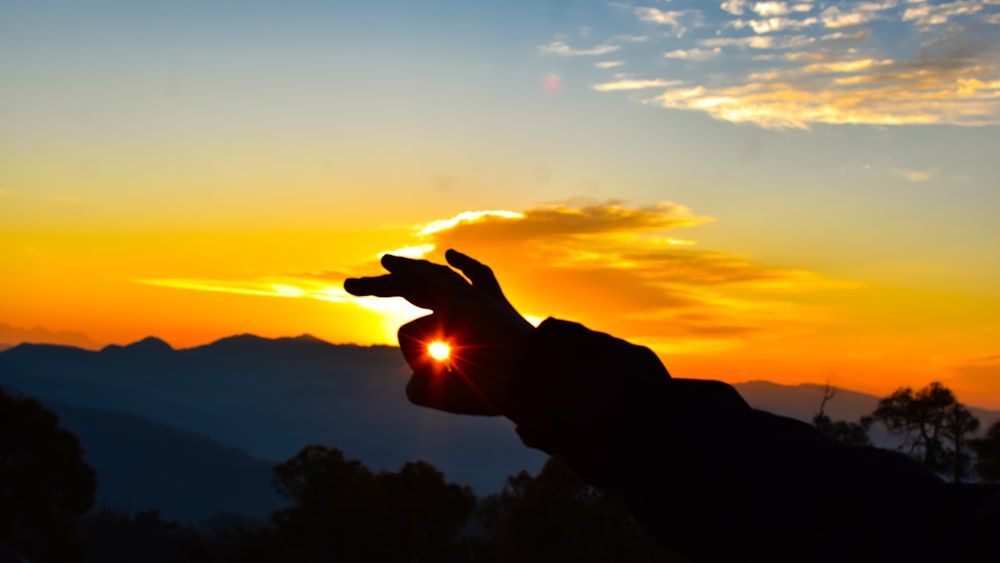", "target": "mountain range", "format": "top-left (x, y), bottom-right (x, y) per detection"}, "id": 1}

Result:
top-left (2, 334), bottom-right (997, 522)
